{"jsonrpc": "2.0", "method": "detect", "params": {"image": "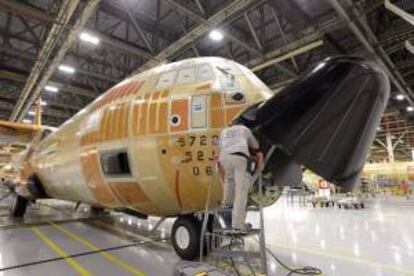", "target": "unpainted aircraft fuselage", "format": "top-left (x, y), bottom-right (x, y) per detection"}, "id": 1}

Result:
top-left (20, 57), bottom-right (271, 216)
